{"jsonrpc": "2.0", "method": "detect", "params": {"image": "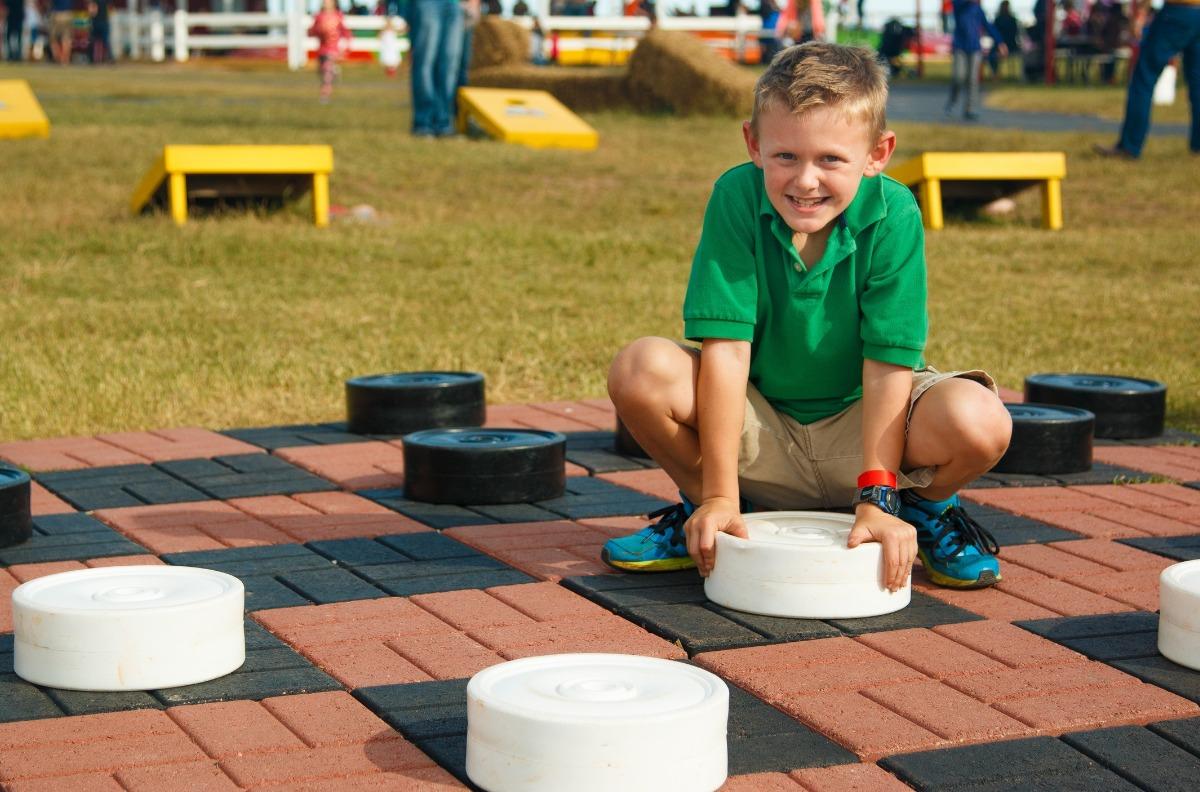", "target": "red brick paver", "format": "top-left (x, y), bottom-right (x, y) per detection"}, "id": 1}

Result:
top-left (444, 519), bottom-right (626, 581)
top-left (965, 484), bottom-right (1200, 540)
top-left (0, 437), bottom-right (148, 472)
top-left (93, 494), bottom-right (428, 554)
top-left (94, 501), bottom-right (291, 554)
top-left (29, 482), bottom-right (74, 515)
top-left (0, 696), bottom-right (462, 790)
top-left (227, 492), bottom-right (429, 543)
top-left (0, 430), bottom-right (263, 472)
top-left (276, 442), bottom-right (407, 491)
top-left (1093, 445), bottom-right (1200, 481)
top-left (599, 468), bottom-right (679, 502)
top-left (94, 429), bottom-right (263, 463)
top-left (695, 621), bottom-right (1199, 759)
top-left (254, 582), bottom-right (686, 689)
top-left (719, 764), bottom-right (914, 791)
